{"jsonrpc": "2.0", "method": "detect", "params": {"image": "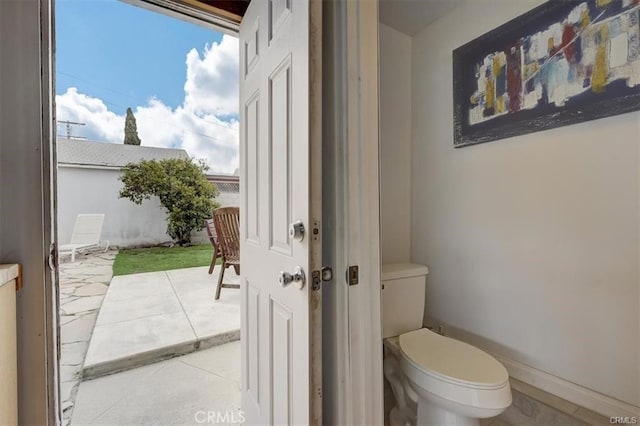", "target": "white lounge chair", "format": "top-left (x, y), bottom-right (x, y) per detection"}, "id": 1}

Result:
top-left (59, 214), bottom-right (109, 262)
